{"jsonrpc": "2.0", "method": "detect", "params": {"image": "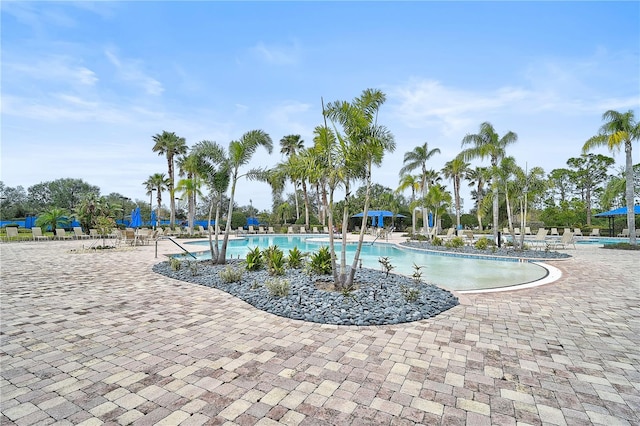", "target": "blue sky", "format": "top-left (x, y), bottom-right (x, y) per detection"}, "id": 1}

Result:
top-left (2, 1), bottom-right (638, 212)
